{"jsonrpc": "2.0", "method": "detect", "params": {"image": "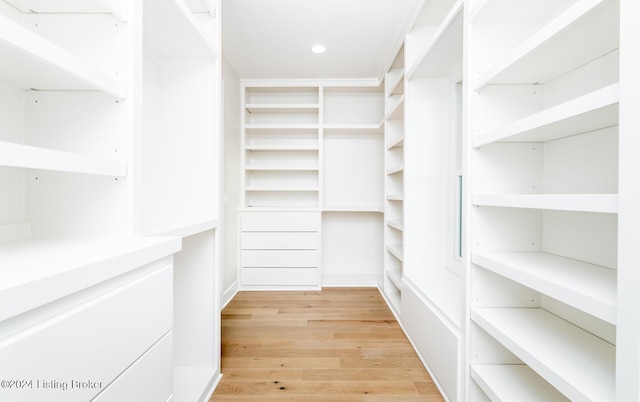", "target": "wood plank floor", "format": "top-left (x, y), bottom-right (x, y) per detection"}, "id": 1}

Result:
top-left (210, 287), bottom-right (445, 401)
